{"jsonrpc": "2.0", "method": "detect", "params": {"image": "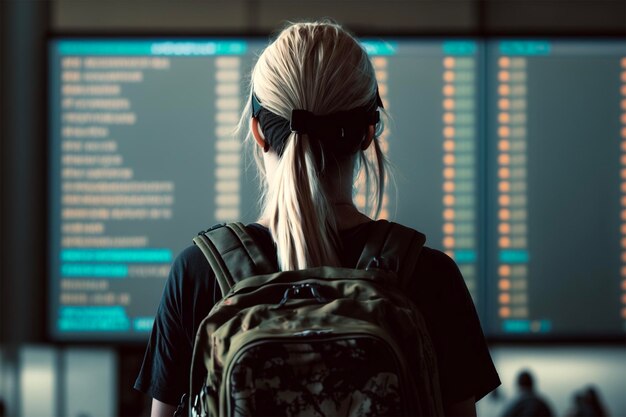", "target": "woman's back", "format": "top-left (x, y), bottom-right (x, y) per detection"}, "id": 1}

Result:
top-left (135, 221), bottom-right (500, 413)
top-left (135, 21), bottom-right (500, 416)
